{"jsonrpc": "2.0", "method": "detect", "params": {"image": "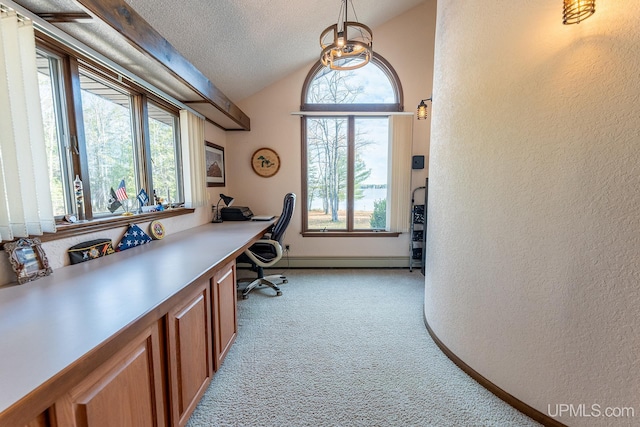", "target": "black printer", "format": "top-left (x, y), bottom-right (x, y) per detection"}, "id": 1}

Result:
top-left (220, 206), bottom-right (254, 221)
